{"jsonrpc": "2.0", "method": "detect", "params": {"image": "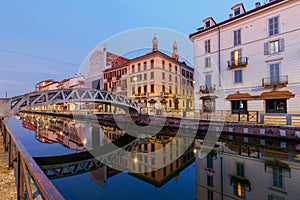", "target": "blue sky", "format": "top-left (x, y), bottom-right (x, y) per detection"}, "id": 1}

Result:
top-left (0, 0), bottom-right (260, 97)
